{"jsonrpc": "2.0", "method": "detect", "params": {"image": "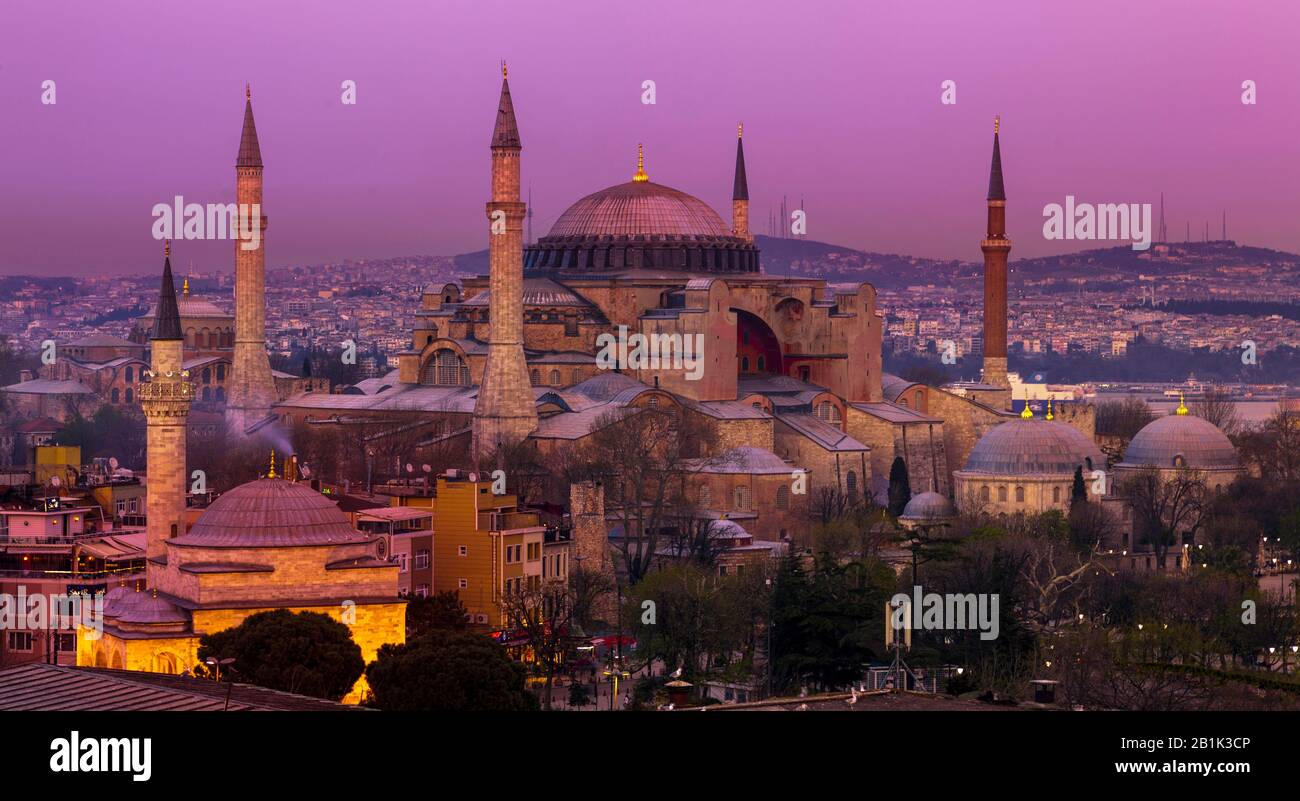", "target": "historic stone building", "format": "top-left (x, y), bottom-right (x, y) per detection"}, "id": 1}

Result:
top-left (274, 77), bottom-right (1054, 550)
top-left (80, 251), bottom-right (404, 704)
